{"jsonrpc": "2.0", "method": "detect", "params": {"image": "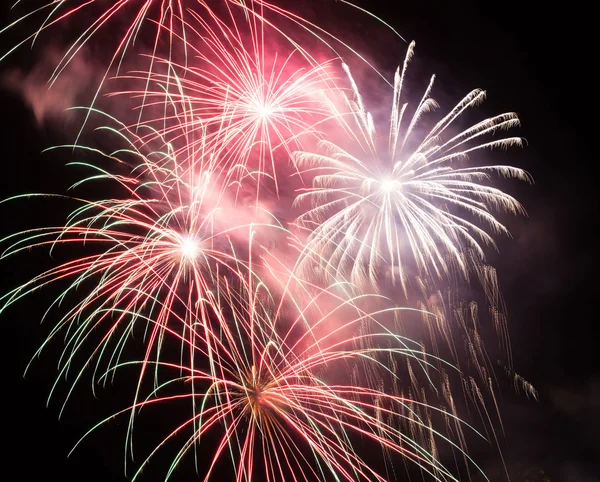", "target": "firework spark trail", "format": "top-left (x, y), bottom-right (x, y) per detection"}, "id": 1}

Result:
top-left (113, 6), bottom-right (339, 196)
top-left (1, 1), bottom-right (344, 196)
top-left (0, 108), bottom-right (286, 415)
top-left (1, 0), bottom-right (202, 138)
top-left (286, 40), bottom-right (534, 464)
top-left (0, 1), bottom-right (309, 142)
top-left (0, 0), bottom-right (412, 158)
top-left (0, 1), bottom-right (397, 126)
top-left (69, 271), bottom-right (491, 482)
top-left (0, 2), bottom-right (534, 481)
top-left (2, 1), bottom-right (207, 75)
top-left (293, 41), bottom-right (533, 295)
top-left (273, 229), bottom-right (519, 475)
